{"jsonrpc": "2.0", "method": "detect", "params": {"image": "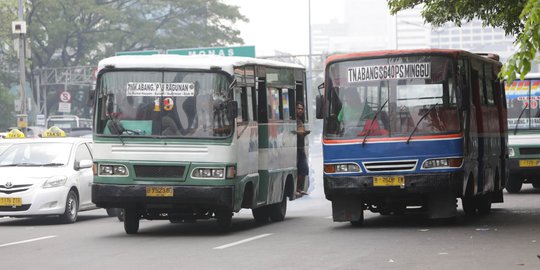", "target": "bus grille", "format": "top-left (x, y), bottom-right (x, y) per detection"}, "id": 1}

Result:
top-left (363, 160), bottom-right (417, 172)
top-left (134, 165), bottom-right (186, 179)
top-left (519, 147), bottom-right (540, 155)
